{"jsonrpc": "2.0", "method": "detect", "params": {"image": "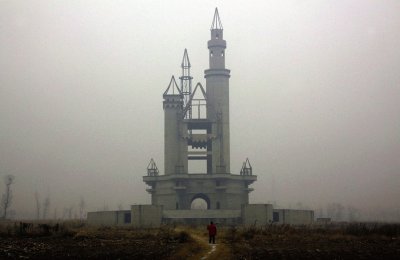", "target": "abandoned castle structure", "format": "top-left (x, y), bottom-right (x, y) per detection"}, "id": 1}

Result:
top-left (88, 9), bottom-right (314, 226)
